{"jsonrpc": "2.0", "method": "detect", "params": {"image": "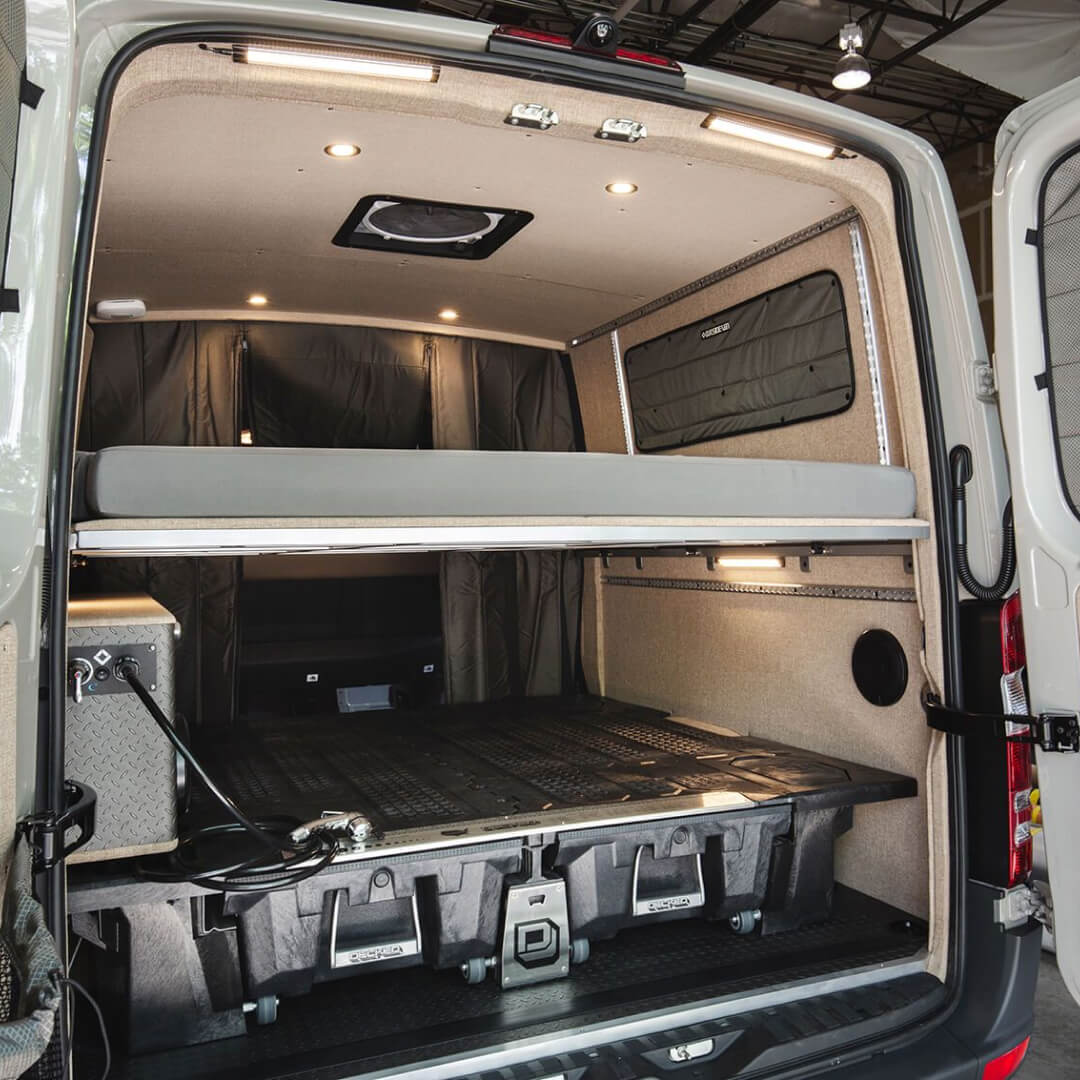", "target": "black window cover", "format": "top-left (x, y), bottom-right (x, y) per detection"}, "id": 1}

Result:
top-left (624, 271), bottom-right (854, 452)
top-left (1038, 143), bottom-right (1080, 519)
